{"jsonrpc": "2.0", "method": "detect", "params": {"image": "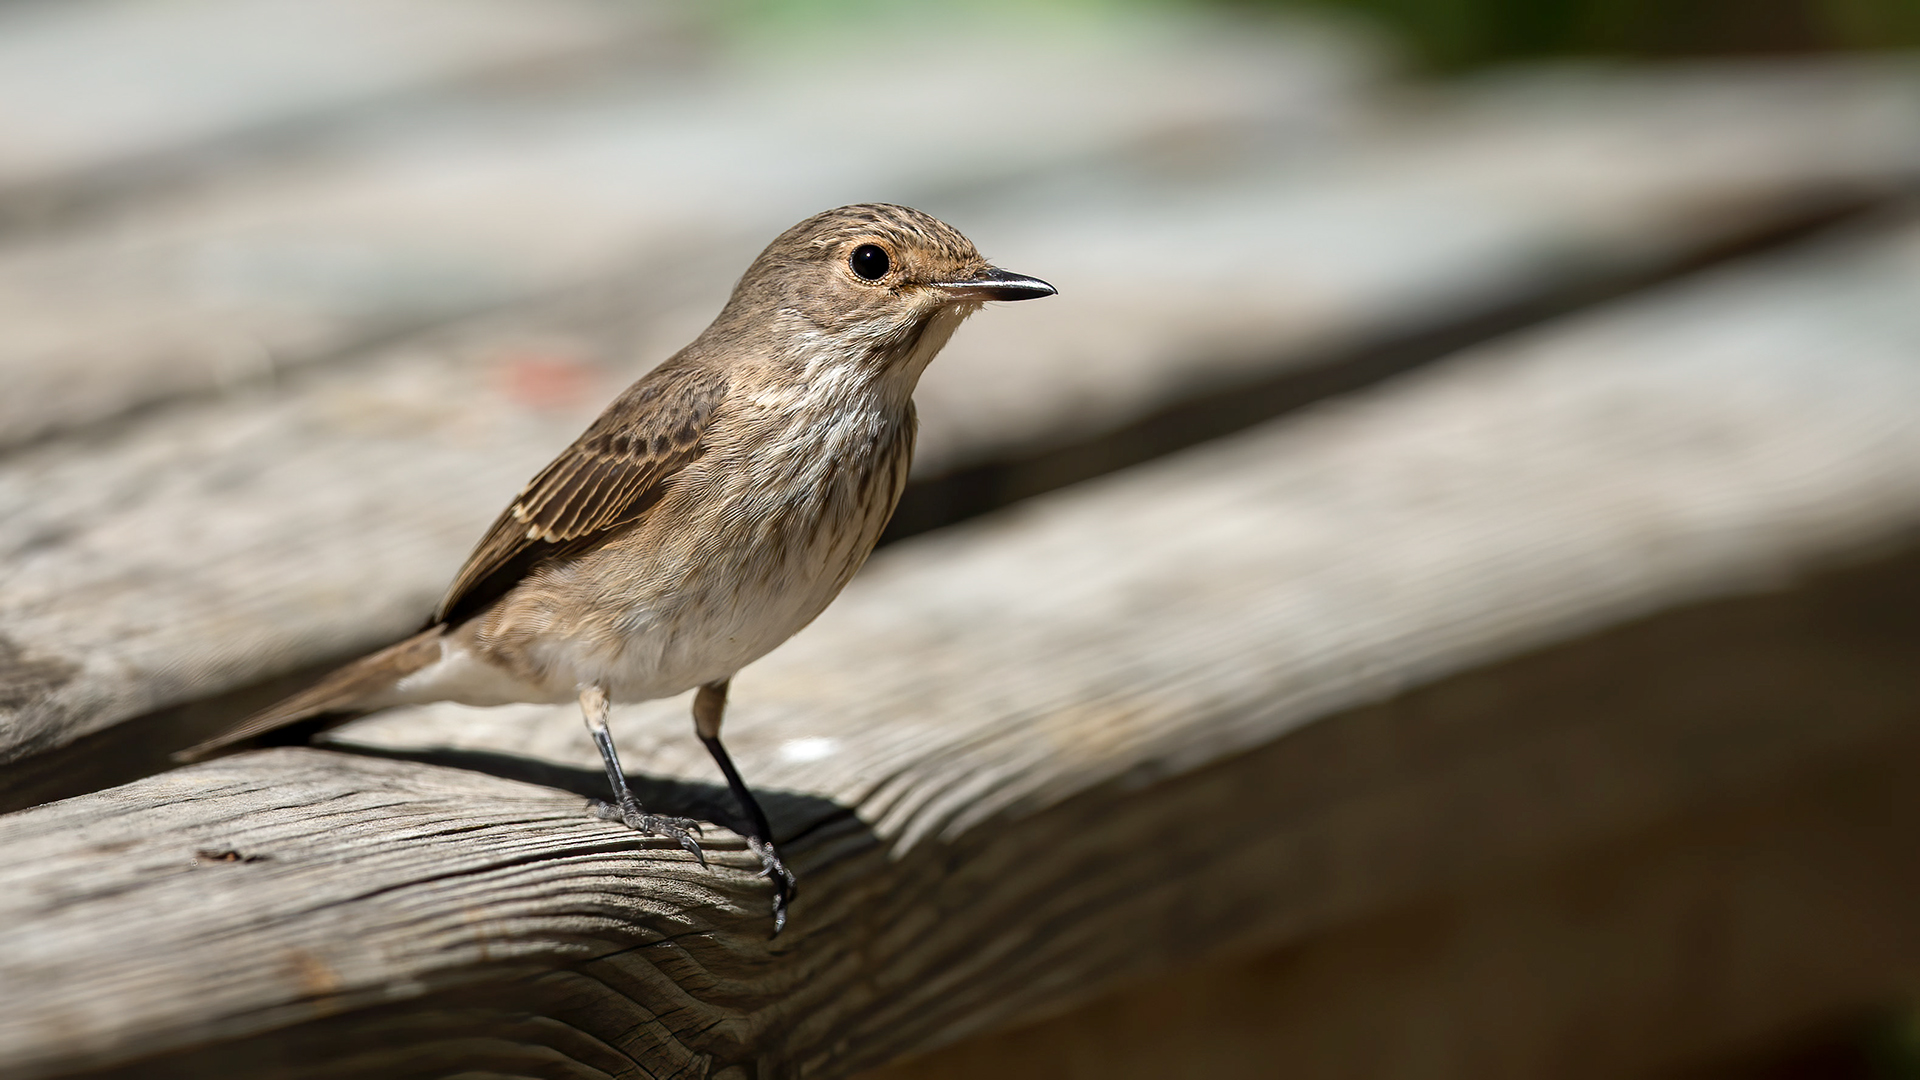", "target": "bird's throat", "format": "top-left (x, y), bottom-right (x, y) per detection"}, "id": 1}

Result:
top-left (886, 301), bottom-right (977, 404)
